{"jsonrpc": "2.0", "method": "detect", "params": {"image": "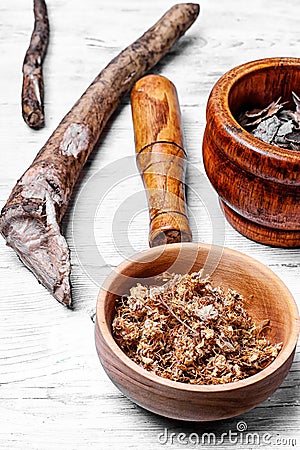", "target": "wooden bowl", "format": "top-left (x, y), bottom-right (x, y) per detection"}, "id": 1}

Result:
top-left (203, 57), bottom-right (300, 247)
top-left (95, 243), bottom-right (299, 421)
